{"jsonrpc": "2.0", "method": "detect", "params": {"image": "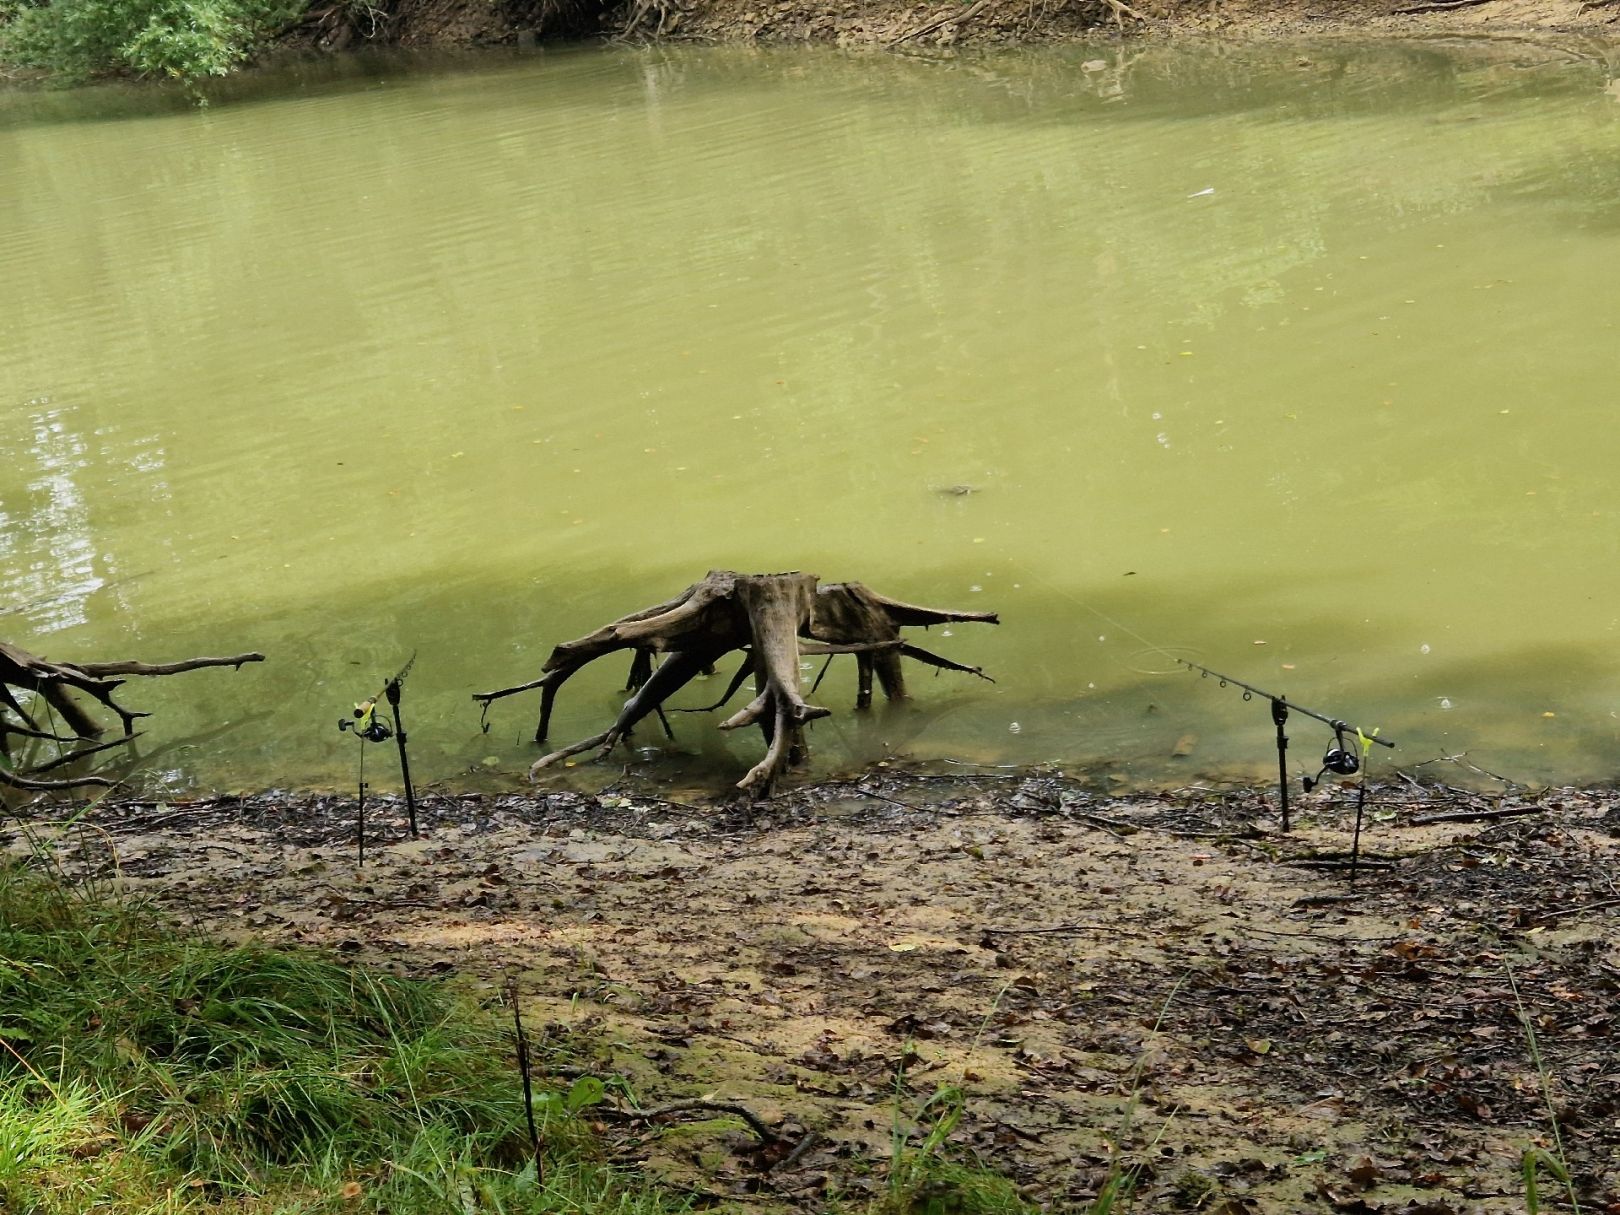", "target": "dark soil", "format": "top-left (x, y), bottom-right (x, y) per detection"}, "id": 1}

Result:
top-left (9, 768), bottom-right (1619, 1214)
